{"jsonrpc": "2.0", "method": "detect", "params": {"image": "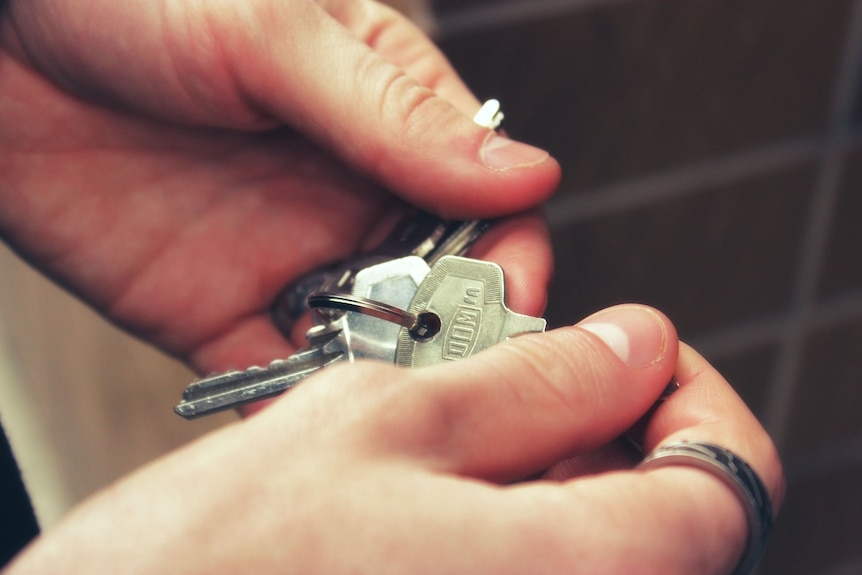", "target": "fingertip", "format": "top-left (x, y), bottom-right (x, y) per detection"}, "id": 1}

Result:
top-left (643, 342), bottom-right (786, 512)
top-left (371, 108), bottom-right (561, 219)
top-left (468, 130), bottom-right (562, 216)
top-left (480, 133), bottom-right (552, 171)
top-left (576, 304), bottom-right (678, 371)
